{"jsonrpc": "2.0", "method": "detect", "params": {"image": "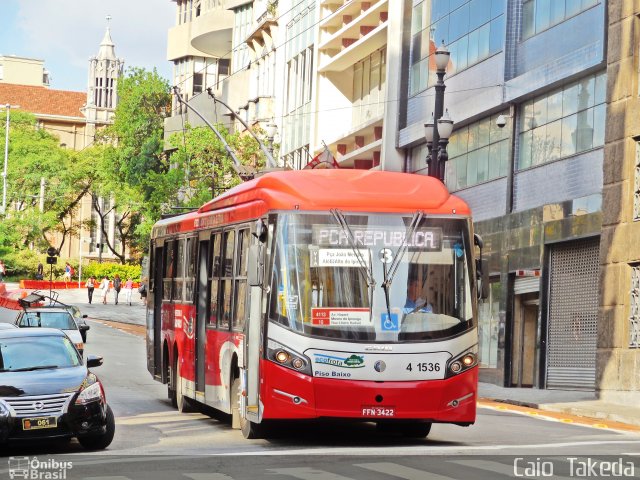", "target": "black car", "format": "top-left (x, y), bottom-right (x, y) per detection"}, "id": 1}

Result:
top-left (0, 328), bottom-right (115, 449)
